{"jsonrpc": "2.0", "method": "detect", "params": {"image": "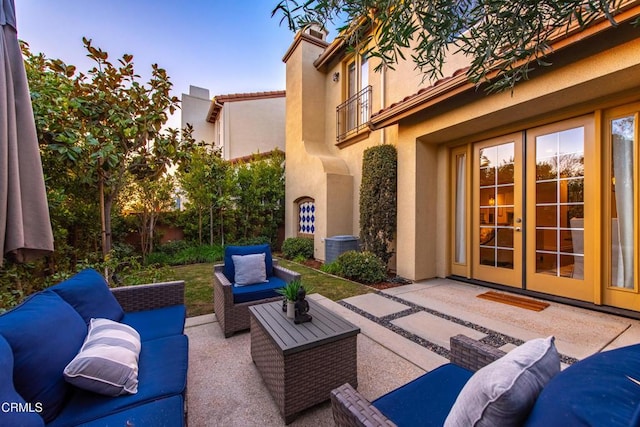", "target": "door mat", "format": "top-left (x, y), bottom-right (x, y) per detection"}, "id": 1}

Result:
top-left (477, 291), bottom-right (550, 312)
